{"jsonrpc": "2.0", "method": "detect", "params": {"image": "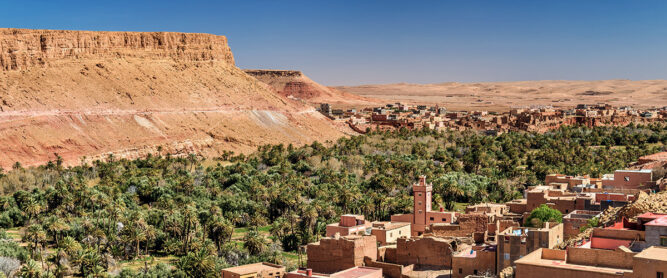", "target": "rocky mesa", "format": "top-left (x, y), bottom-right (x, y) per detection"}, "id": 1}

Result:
top-left (0, 28), bottom-right (344, 168)
top-left (244, 69), bottom-right (379, 106)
